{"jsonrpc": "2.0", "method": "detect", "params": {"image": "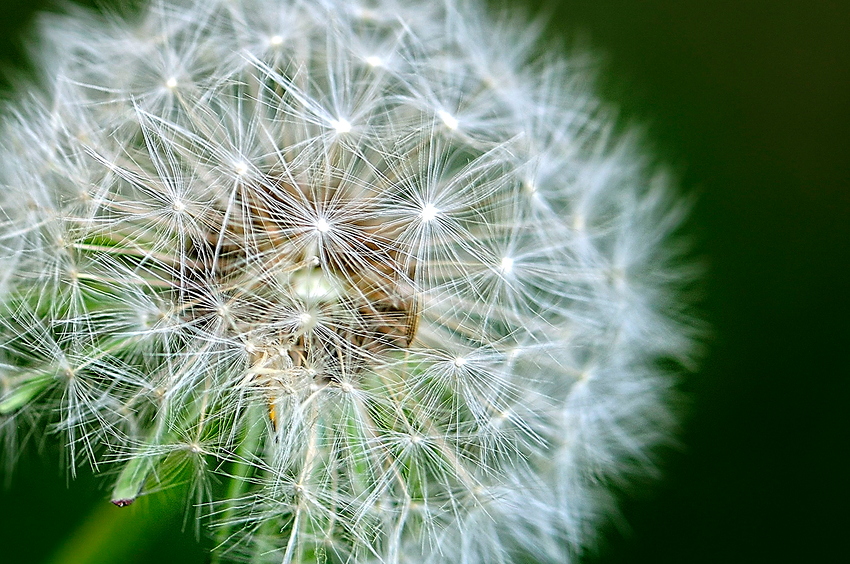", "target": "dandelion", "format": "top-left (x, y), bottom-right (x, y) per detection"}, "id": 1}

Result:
top-left (0, 0), bottom-right (699, 562)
